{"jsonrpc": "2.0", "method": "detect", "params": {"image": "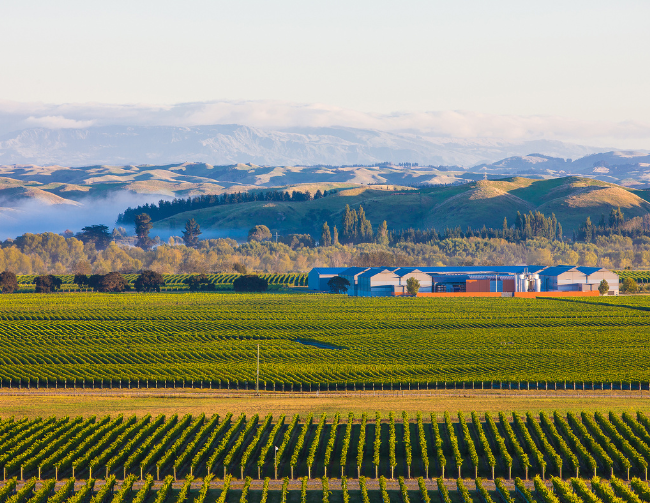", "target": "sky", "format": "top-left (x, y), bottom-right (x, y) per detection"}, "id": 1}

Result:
top-left (1, 0), bottom-right (650, 147)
